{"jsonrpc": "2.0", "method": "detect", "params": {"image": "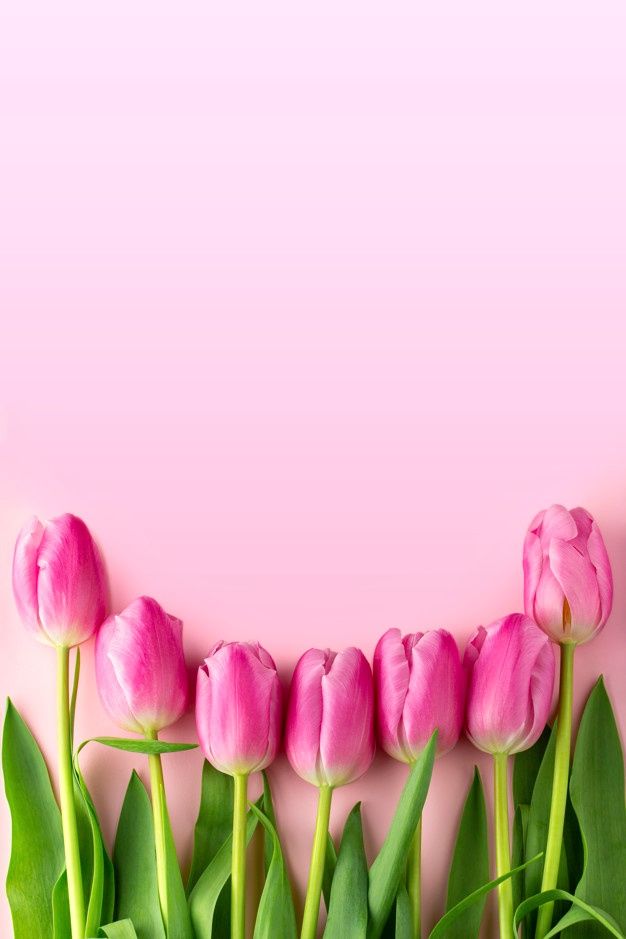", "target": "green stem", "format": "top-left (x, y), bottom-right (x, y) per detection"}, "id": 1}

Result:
top-left (407, 816), bottom-right (422, 939)
top-left (301, 785), bottom-right (333, 939)
top-left (231, 773), bottom-right (249, 939)
top-left (147, 729), bottom-right (169, 931)
top-left (57, 645), bottom-right (85, 939)
top-left (535, 642), bottom-right (575, 939)
top-left (494, 752), bottom-right (512, 939)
